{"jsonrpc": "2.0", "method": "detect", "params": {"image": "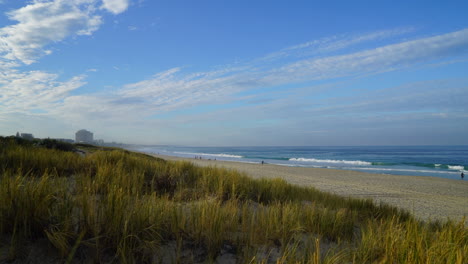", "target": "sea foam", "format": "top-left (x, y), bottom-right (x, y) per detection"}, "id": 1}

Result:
top-left (289, 158), bottom-right (371, 166)
top-left (174, 151), bottom-right (243, 158)
top-left (352, 167), bottom-right (459, 174)
top-left (447, 165), bottom-right (464, 171)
